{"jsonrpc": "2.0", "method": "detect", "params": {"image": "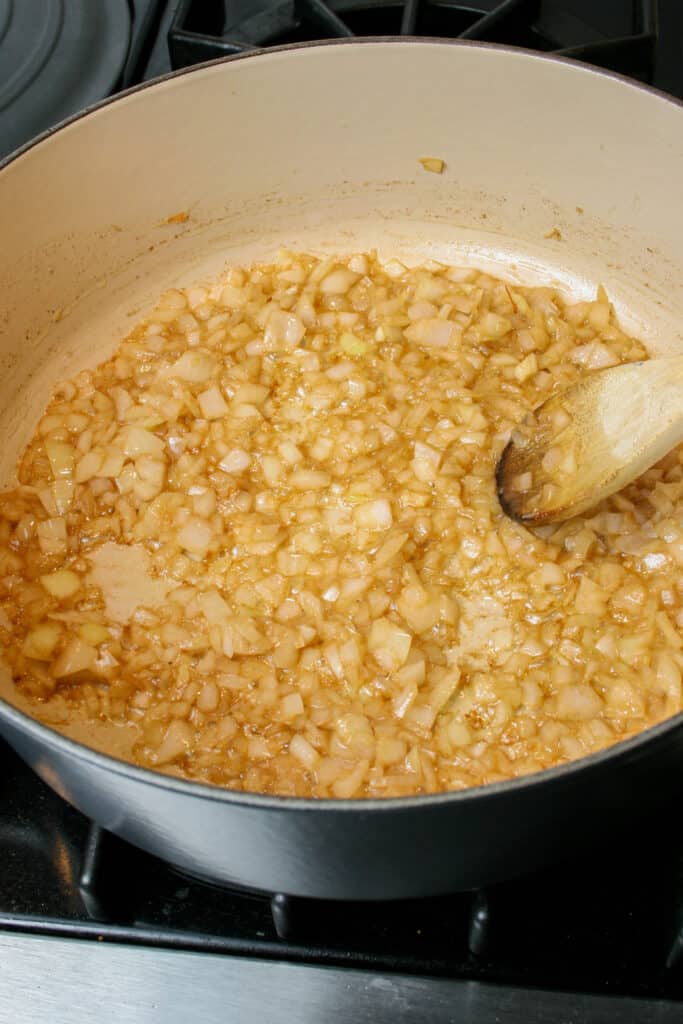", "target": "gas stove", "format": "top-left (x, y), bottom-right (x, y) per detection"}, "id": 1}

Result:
top-left (4, 740), bottom-right (683, 1021)
top-left (1, 0), bottom-right (682, 161)
top-left (2, 3), bottom-right (683, 1022)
